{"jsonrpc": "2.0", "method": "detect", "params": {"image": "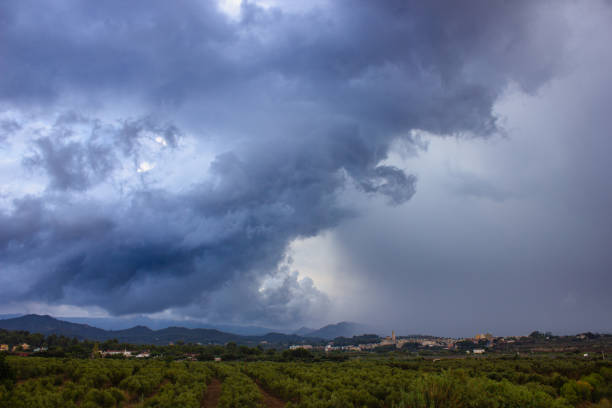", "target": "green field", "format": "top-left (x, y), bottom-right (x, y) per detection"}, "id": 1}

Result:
top-left (1, 355), bottom-right (611, 407)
